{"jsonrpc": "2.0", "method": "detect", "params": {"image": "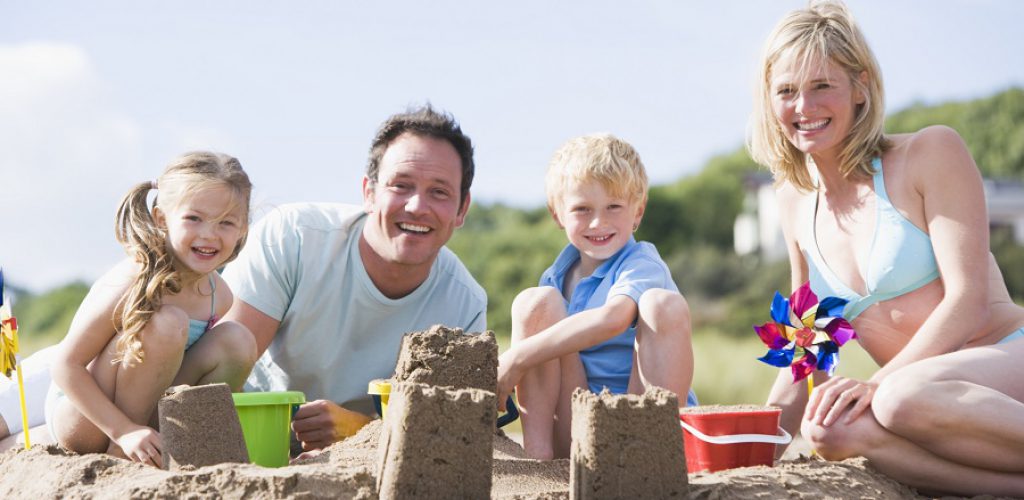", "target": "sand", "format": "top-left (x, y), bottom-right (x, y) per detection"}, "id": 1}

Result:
top-left (2, 419), bottom-right (1016, 499)
top-left (158, 383), bottom-right (248, 470)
